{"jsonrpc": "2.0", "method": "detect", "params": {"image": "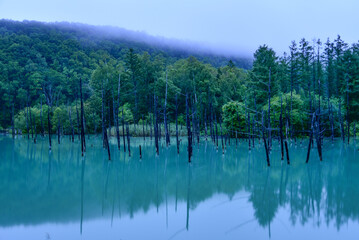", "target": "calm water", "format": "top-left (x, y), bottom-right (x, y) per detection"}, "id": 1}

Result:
top-left (0, 135), bottom-right (359, 240)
